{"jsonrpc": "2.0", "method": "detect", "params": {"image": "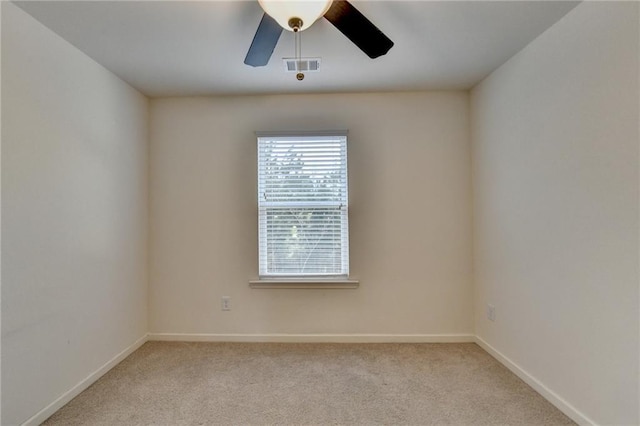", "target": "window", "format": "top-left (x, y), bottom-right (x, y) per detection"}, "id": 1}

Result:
top-left (257, 132), bottom-right (349, 279)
